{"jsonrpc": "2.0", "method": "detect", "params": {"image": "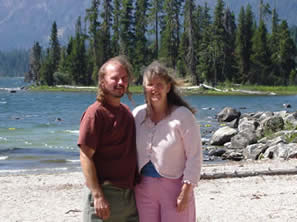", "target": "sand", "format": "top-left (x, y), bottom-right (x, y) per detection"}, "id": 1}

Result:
top-left (1, 159), bottom-right (297, 222)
